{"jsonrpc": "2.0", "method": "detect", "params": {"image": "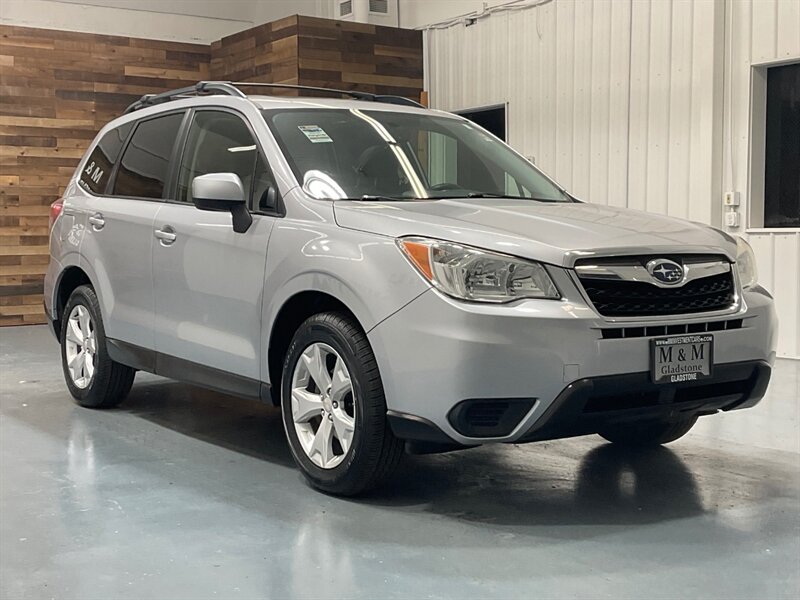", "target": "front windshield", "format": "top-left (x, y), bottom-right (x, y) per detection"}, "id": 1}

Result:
top-left (262, 108), bottom-right (571, 202)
